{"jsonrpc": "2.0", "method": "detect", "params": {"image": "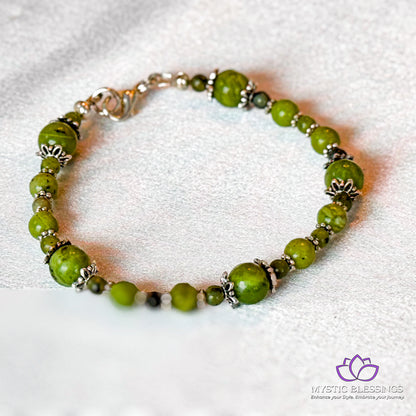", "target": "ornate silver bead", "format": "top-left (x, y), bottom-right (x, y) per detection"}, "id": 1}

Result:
top-left (220, 271), bottom-right (239, 308)
top-left (43, 239), bottom-right (71, 264)
top-left (305, 123), bottom-right (320, 137)
top-left (281, 254), bottom-right (296, 271)
top-left (254, 258), bottom-right (278, 293)
top-left (73, 262), bottom-right (98, 292)
top-left (291, 112), bottom-right (302, 127)
top-left (36, 144), bottom-right (72, 168)
top-left (206, 69), bottom-right (218, 101)
top-left (238, 80), bottom-right (256, 109)
top-left (326, 178), bottom-right (360, 201)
